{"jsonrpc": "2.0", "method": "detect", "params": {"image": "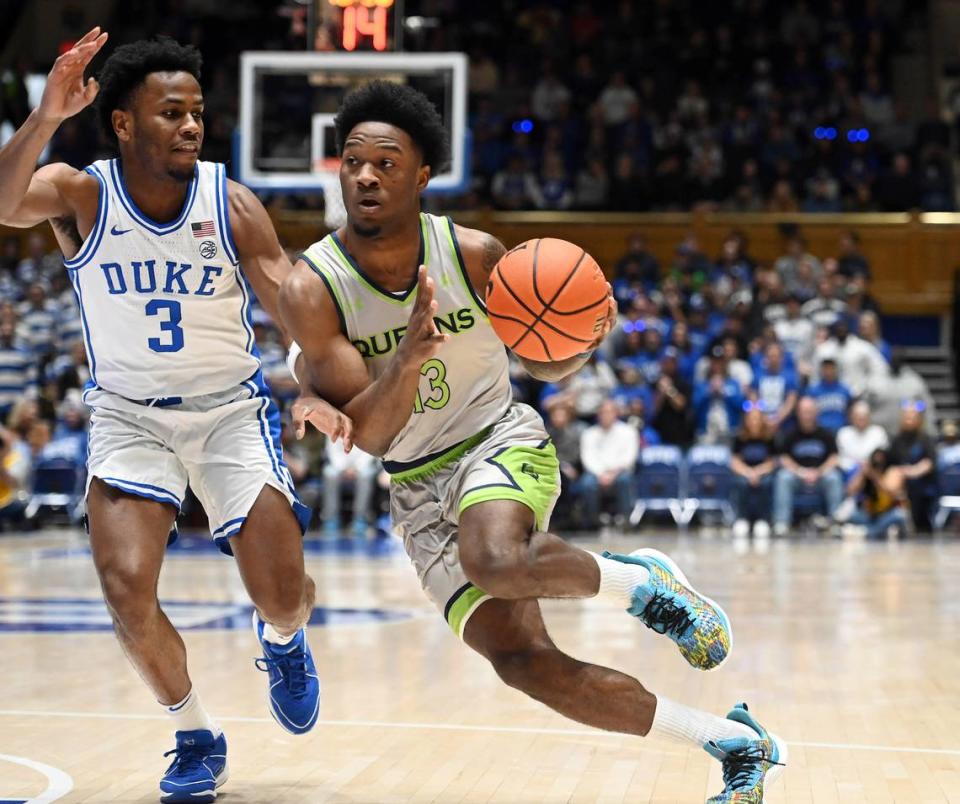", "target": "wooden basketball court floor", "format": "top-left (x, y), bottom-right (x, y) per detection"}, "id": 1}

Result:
top-left (1, 527), bottom-right (959, 803)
